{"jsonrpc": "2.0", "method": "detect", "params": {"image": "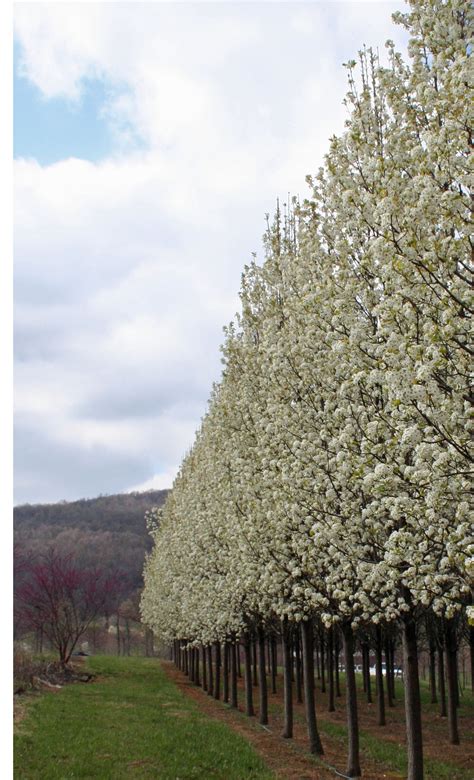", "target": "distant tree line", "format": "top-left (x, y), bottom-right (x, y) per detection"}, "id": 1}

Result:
top-left (14, 490), bottom-right (168, 660)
